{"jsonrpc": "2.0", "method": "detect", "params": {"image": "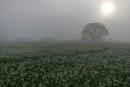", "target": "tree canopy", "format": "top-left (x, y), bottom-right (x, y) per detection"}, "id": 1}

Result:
top-left (82, 23), bottom-right (109, 42)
